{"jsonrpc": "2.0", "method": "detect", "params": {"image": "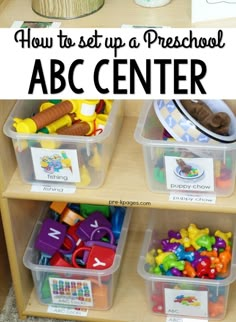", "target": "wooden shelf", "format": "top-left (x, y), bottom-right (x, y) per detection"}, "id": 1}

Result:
top-left (1, 1), bottom-right (236, 321)
top-left (0, 213), bottom-right (11, 311)
top-left (0, 0), bottom-right (191, 28)
top-left (20, 208), bottom-right (236, 322)
top-left (1, 0), bottom-right (235, 28)
top-left (0, 103), bottom-right (14, 311)
top-left (4, 114), bottom-right (236, 213)
top-left (3, 201), bottom-right (236, 322)
top-left (23, 282), bottom-right (236, 322)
